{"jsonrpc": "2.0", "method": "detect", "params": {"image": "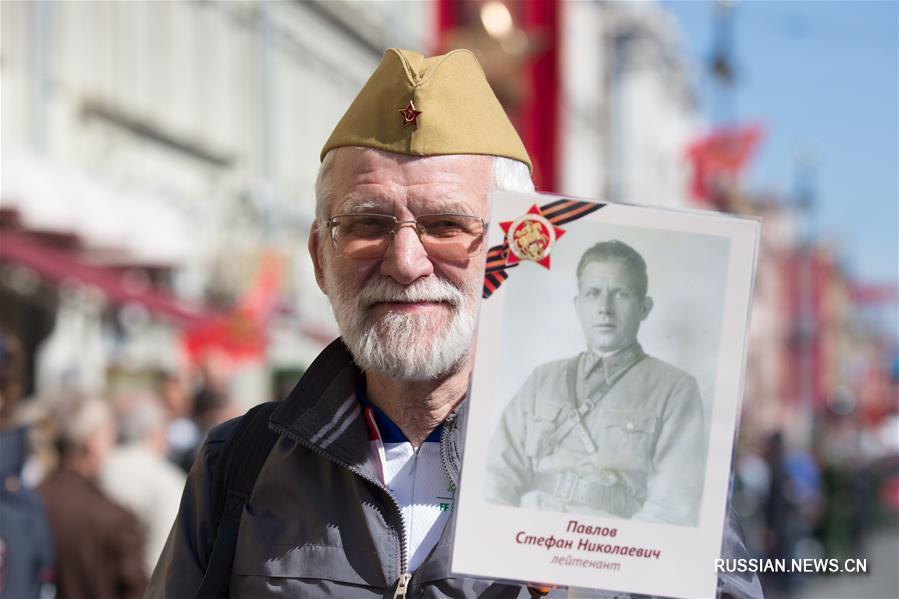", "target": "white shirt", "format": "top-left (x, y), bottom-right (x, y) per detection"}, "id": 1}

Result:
top-left (361, 403), bottom-right (454, 572)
